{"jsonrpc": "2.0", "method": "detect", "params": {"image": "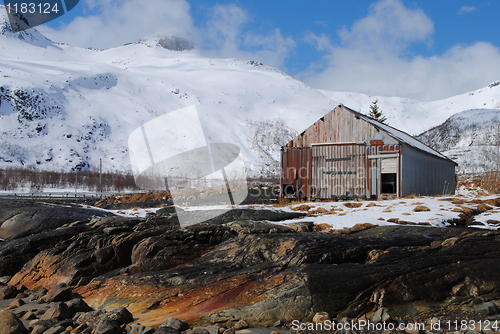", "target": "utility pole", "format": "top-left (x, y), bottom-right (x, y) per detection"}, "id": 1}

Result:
top-left (99, 158), bottom-right (103, 197)
top-left (496, 123), bottom-right (499, 189)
